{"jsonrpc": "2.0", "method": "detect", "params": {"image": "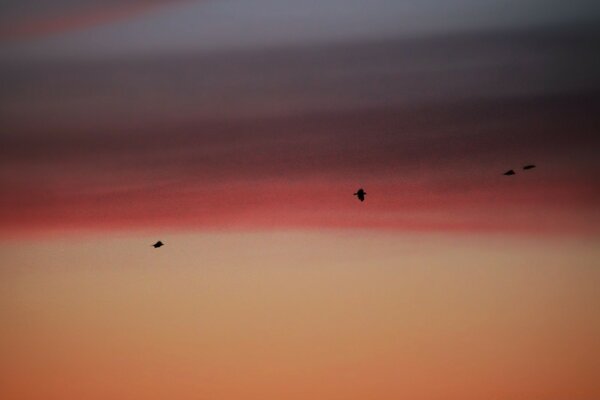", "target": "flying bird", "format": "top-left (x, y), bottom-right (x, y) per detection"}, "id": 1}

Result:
top-left (503, 170), bottom-right (515, 176)
top-left (523, 164), bottom-right (536, 170)
top-left (354, 188), bottom-right (366, 202)
top-left (152, 241), bottom-right (164, 248)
